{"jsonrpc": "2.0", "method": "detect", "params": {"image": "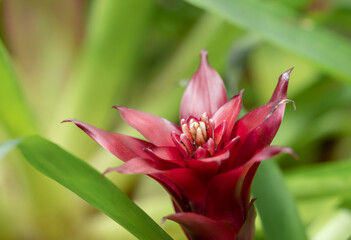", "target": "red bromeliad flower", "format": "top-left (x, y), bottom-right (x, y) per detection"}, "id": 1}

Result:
top-left (63, 50), bottom-right (295, 240)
